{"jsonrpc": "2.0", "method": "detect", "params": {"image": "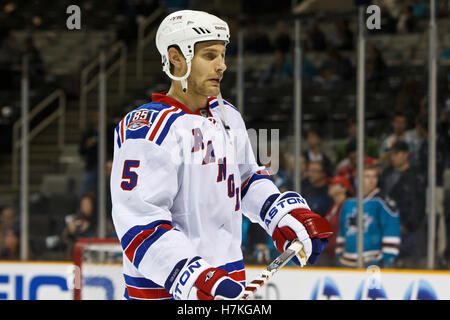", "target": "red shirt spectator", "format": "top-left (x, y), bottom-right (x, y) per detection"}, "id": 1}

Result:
top-left (322, 176), bottom-right (352, 265)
